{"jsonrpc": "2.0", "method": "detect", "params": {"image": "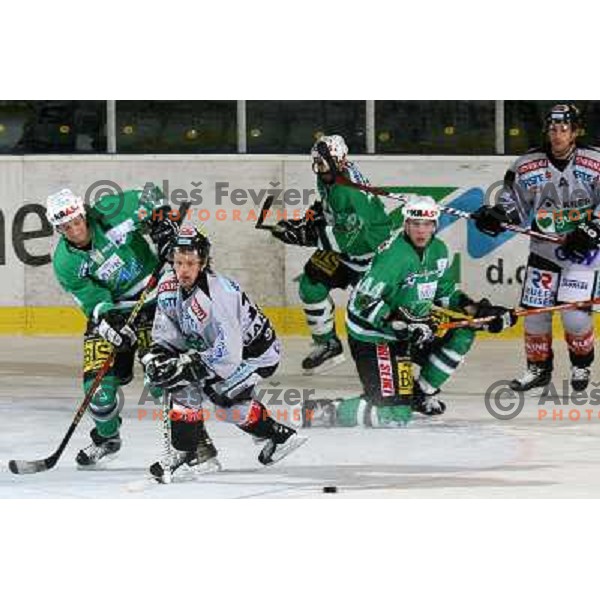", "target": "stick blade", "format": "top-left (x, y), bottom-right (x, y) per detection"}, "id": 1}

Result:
top-left (9, 457), bottom-right (55, 475)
